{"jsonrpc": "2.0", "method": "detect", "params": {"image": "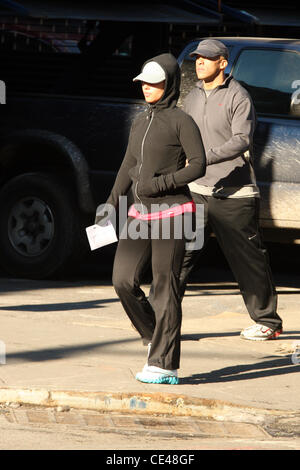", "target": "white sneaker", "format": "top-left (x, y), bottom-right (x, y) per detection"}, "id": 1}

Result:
top-left (147, 365), bottom-right (178, 377)
top-left (240, 323), bottom-right (282, 341)
top-left (136, 365), bottom-right (179, 385)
